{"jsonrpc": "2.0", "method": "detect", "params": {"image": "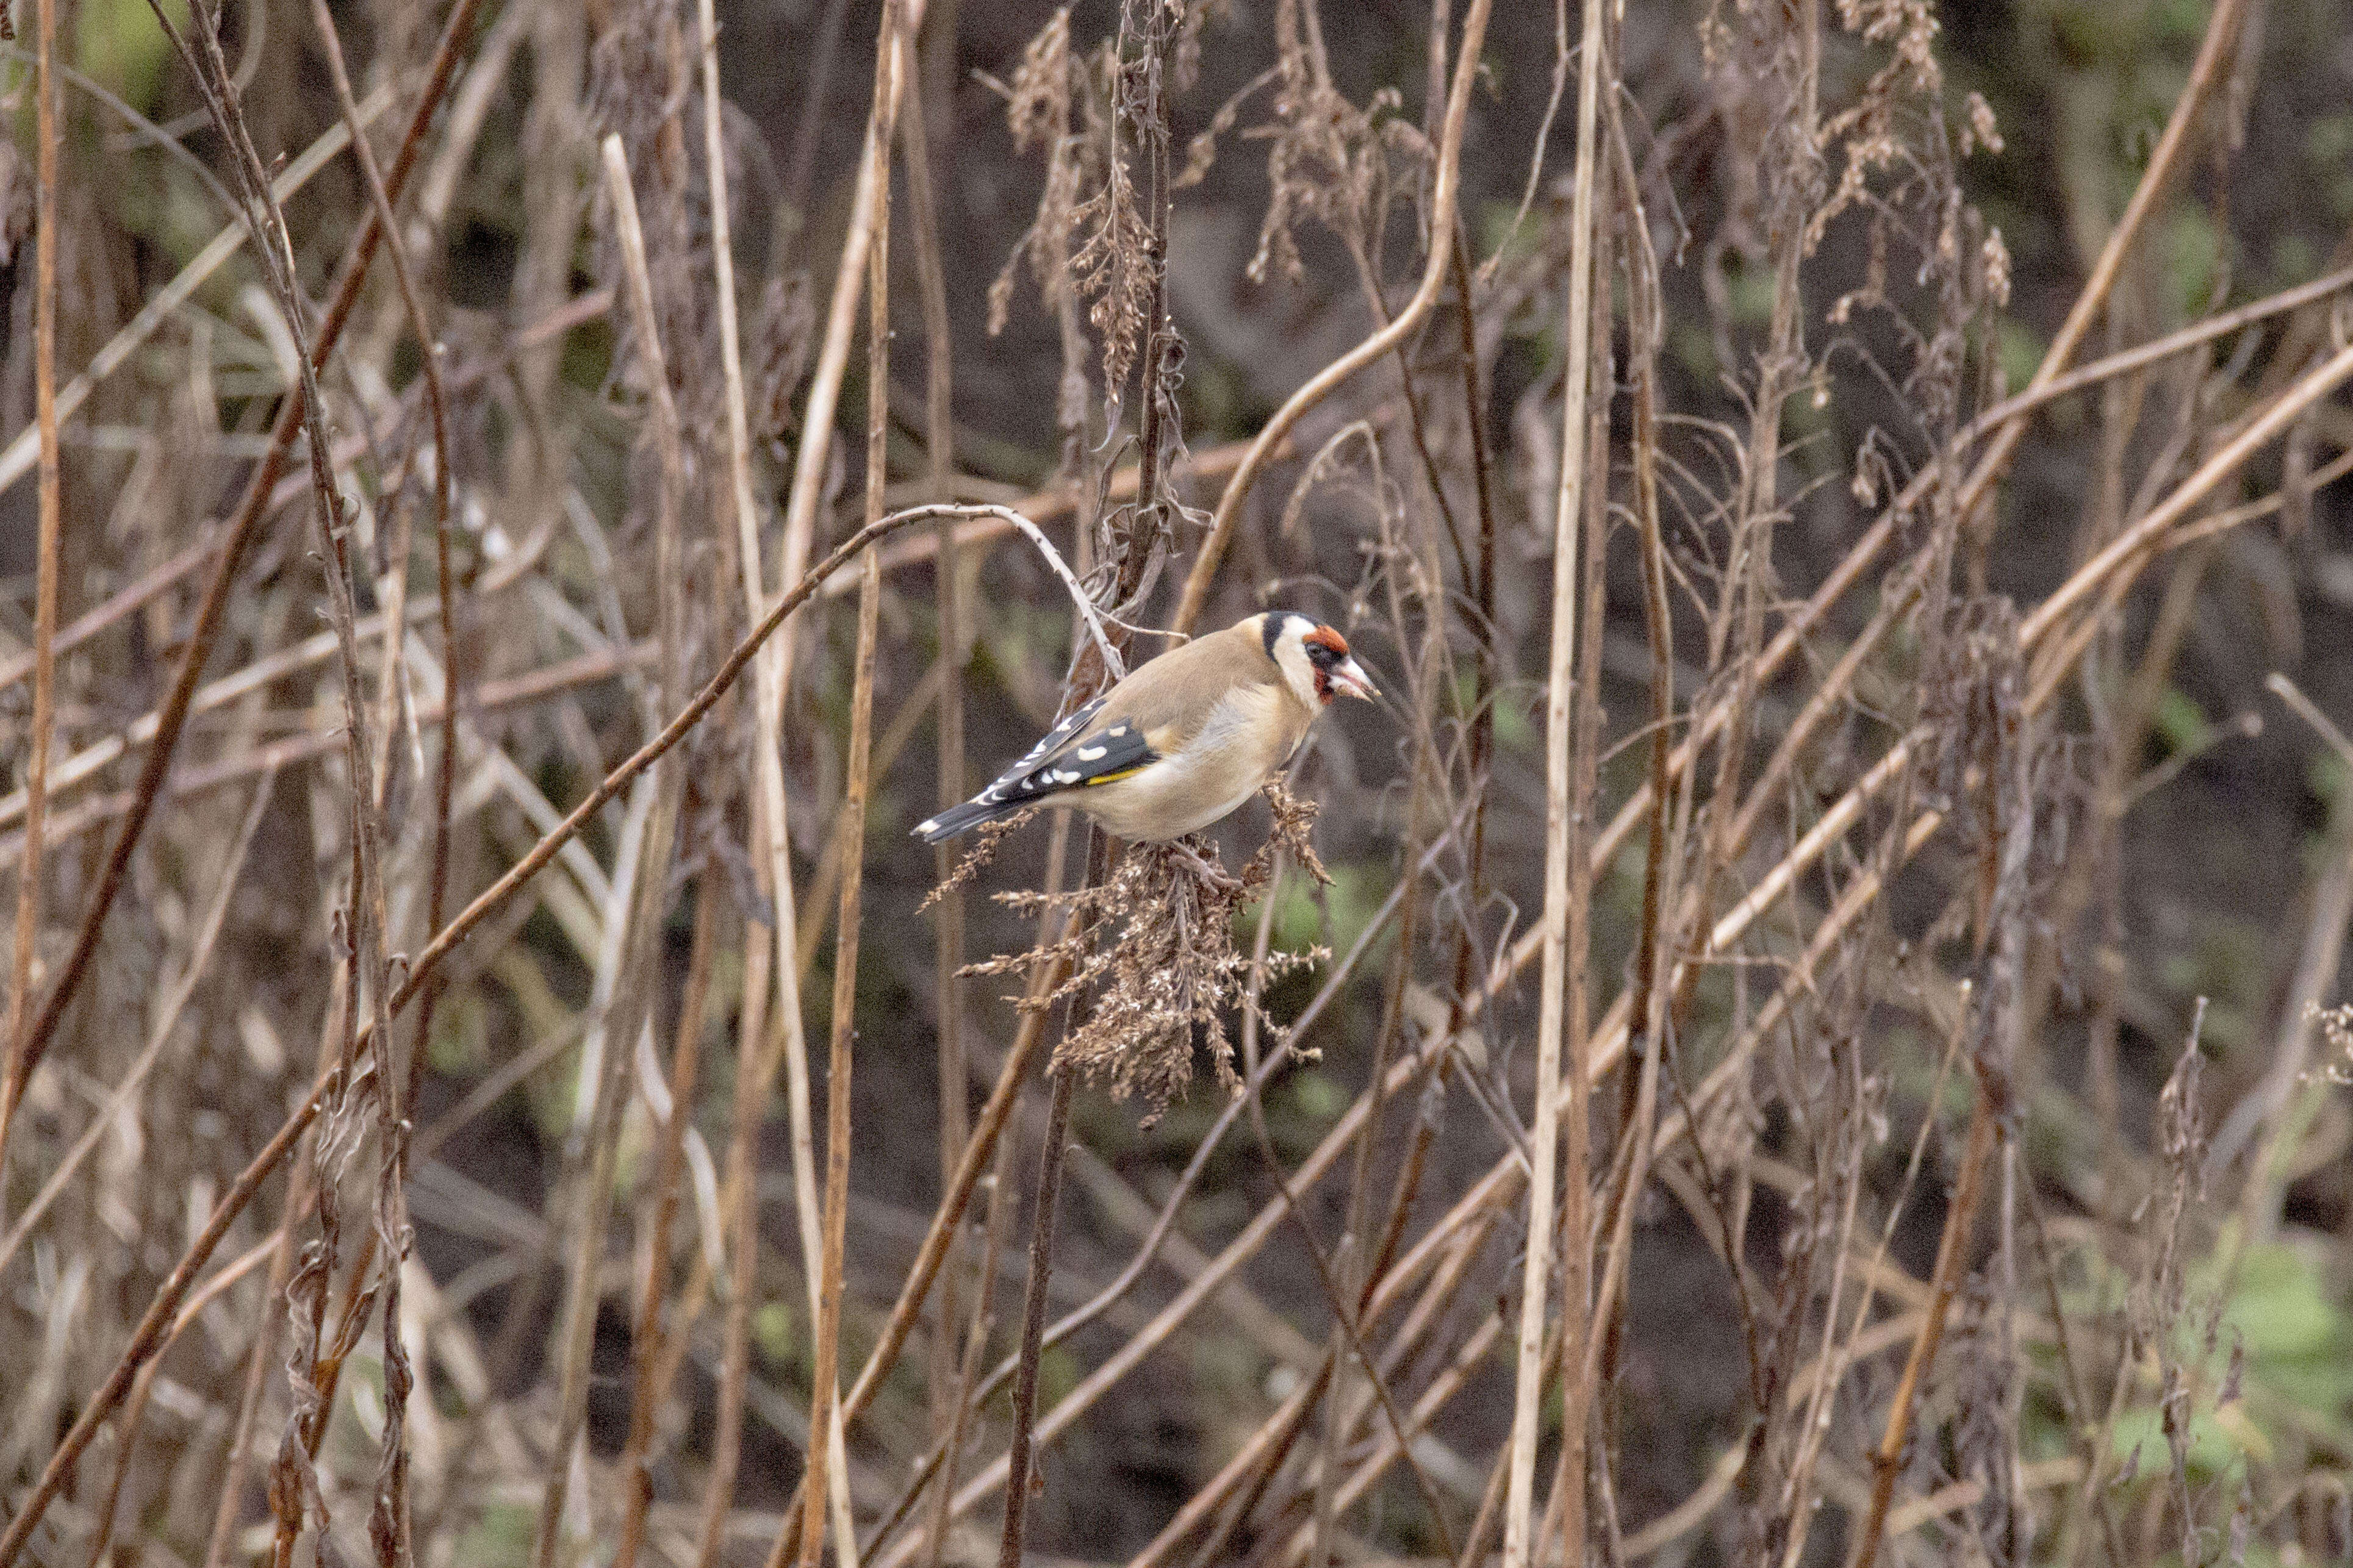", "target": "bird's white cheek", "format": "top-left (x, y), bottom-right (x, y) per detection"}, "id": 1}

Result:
top-left (1274, 642), bottom-right (1321, 710)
